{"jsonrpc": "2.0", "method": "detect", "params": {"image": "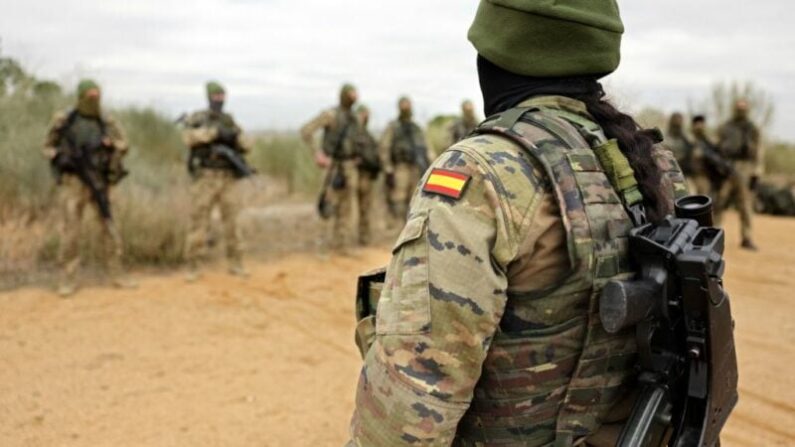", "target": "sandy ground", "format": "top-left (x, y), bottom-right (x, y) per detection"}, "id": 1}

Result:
top-left (0, 211), bottom-right (793, 447)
